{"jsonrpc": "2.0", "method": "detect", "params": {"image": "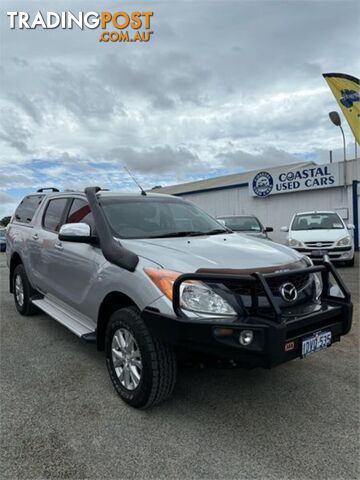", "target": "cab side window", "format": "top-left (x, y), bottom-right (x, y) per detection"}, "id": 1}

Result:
top-left (43, 198), bottom-right (68, 232)
top-left (14, 195), bottom-right (44, 224)
top-left (66, 199), bottom-right (95, 233)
